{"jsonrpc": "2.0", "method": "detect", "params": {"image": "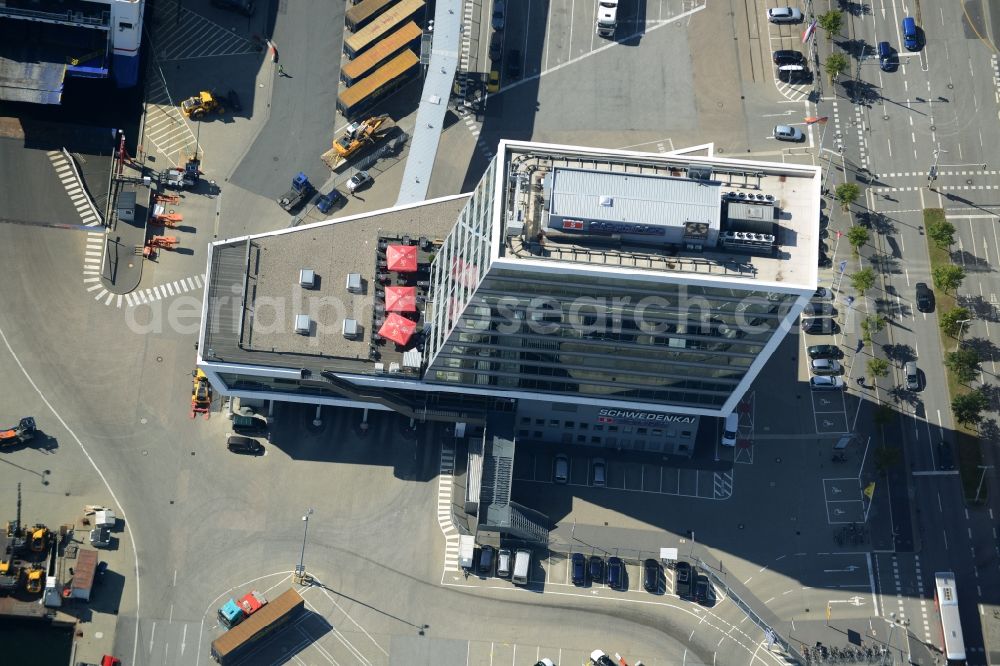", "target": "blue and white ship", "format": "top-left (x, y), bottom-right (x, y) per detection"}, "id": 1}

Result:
top-left (0, 0), bottom-right (144, 105)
